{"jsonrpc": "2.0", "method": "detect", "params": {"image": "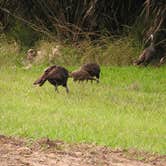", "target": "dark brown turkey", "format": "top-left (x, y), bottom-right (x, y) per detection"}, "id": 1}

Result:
top-left (80, 63), bottom-right (100, 81)
top-left (33, 65), bottom-right (69, 93)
